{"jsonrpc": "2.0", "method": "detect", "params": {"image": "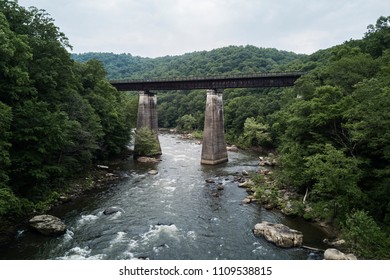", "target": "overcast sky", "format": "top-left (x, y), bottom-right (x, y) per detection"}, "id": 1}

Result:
top-left (17, 0), bottom-right (390, 57)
